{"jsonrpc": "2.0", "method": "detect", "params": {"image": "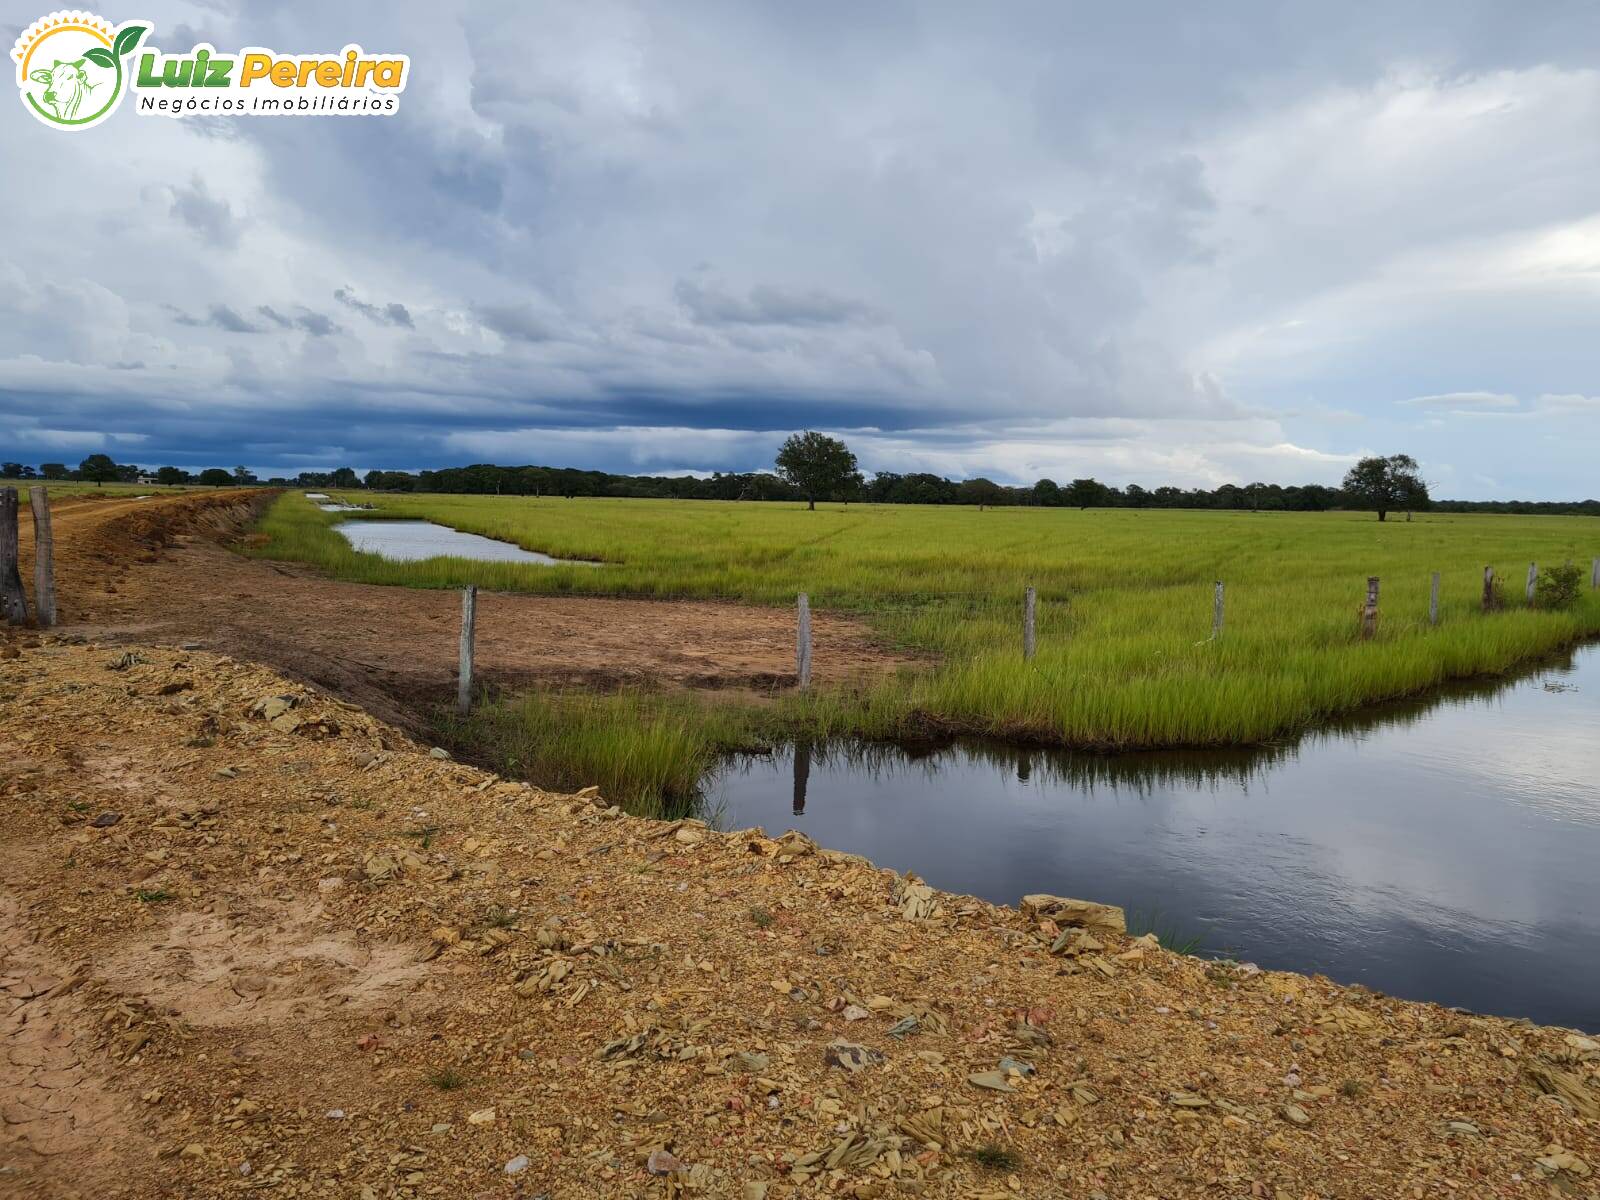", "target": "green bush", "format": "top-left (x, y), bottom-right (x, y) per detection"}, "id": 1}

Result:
top-left (1535, 563), bottom-right (1583, 610)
